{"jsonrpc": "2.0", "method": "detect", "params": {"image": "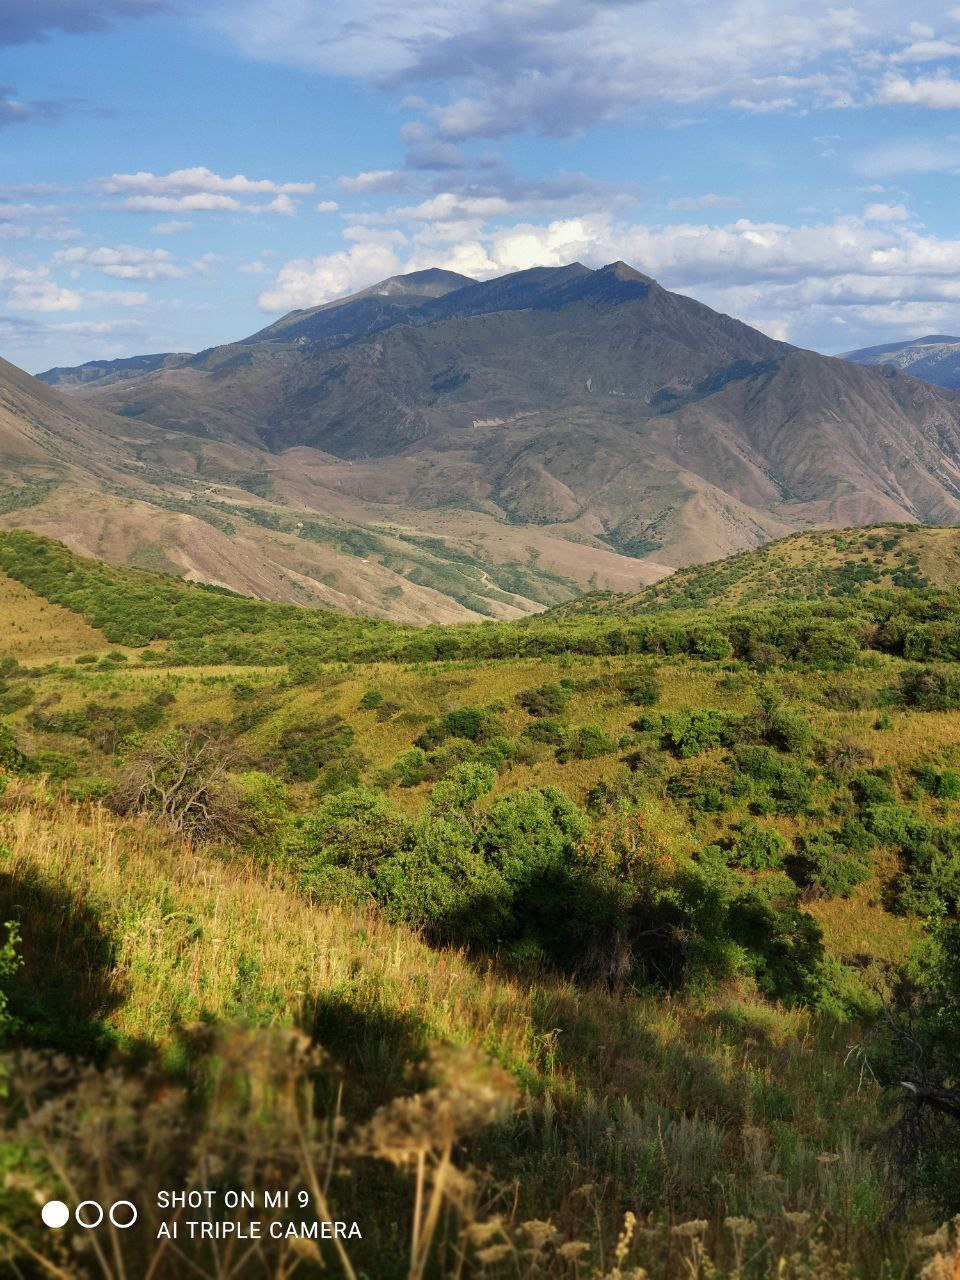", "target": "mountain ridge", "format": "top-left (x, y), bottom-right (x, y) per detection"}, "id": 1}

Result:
top-left (15, 259), bottom-right (960, 620)
top-left (842, 334), bottom-right (960, 390)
